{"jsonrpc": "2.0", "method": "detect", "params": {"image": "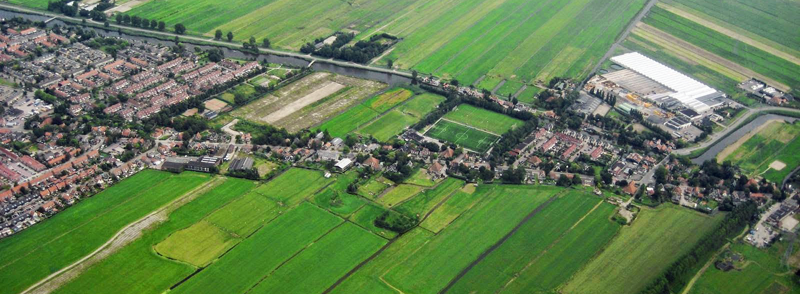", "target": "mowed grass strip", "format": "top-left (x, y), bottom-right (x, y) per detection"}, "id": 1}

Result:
top-left (0, 171), bottom-right (207, 294)
top-left (329, 228), bottom-right (435, 294)
top-left (420, 186), bottom-right (481, 233)
top-left (563, 204), bottom-right (724, 294)
top-left (383, 185), bottom-right (562, 293)
top-left (359, 110), bottom-right (418, 142)
top-left (425, 120), bottom-right (498, 153)
top-left (318, 104), bottom-right (379, 138)
top-left (206, 191), bottom-right (280, 237)
top-left (154, 220), bottom-right (239, 267)
top-left (398, 93), bottom-right (446, 118)
top-left (249, 222), bottom-right (387, 293)
top-left (500, 202), bottom-right (619, 293)
top-left (52, 177), bottom-right (255, 294)
top-left (172, 202), bottom-right (342, 294)
top-left (396, 177), bottom-right (465, 217)
top-left (128, 0), bottom-right (278, 34)
top-left (447, 190), bottom-right (606, 293)
top-left (377, 184), bottom-right (424, 207)
top-left (252, 168), bottom-right (333, 206)
top-left (444, 104), bottom-right (522, 134)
